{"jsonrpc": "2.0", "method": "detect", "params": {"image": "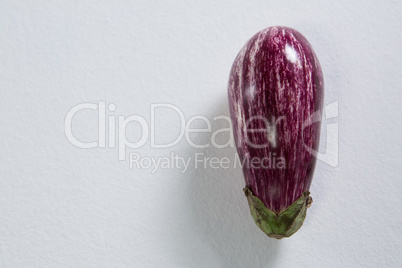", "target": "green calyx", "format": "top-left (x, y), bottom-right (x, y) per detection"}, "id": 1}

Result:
top-left (244, 187), bottom-right (313, 239)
